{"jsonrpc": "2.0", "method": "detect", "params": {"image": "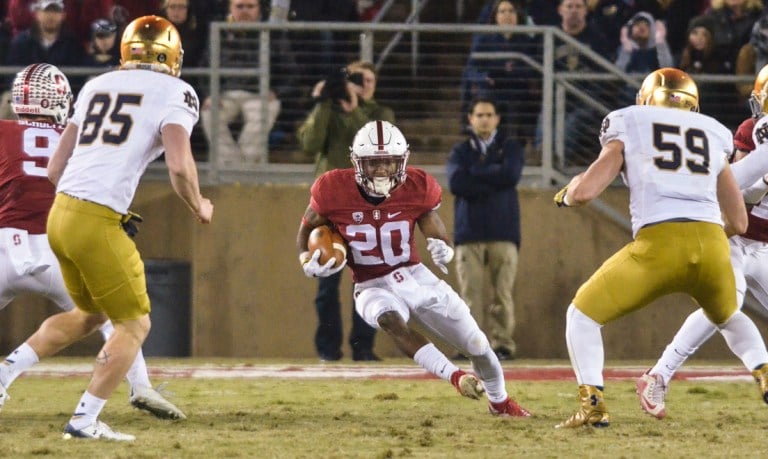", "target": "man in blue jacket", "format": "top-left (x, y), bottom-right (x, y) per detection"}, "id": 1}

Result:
top-left (447, 97), bottom-right (524, 360)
